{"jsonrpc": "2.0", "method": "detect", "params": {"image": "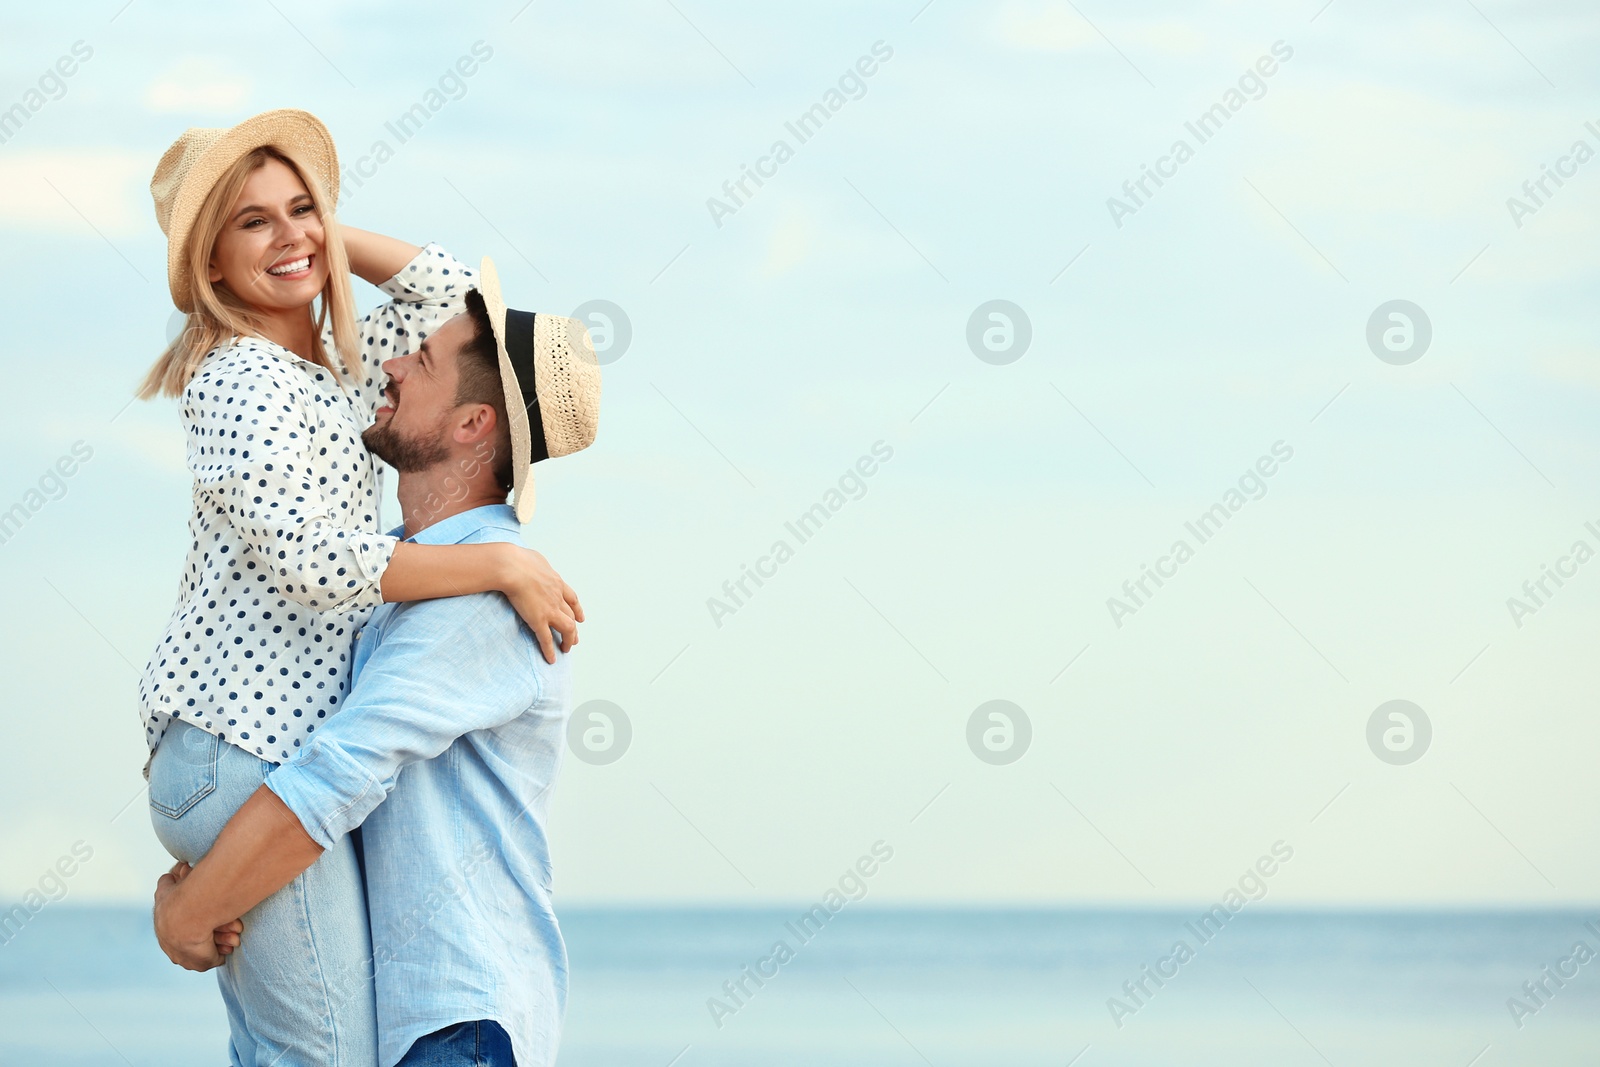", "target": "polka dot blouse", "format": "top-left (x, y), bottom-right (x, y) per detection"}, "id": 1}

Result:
top-left (139, 243), bottom-right (477, 764)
